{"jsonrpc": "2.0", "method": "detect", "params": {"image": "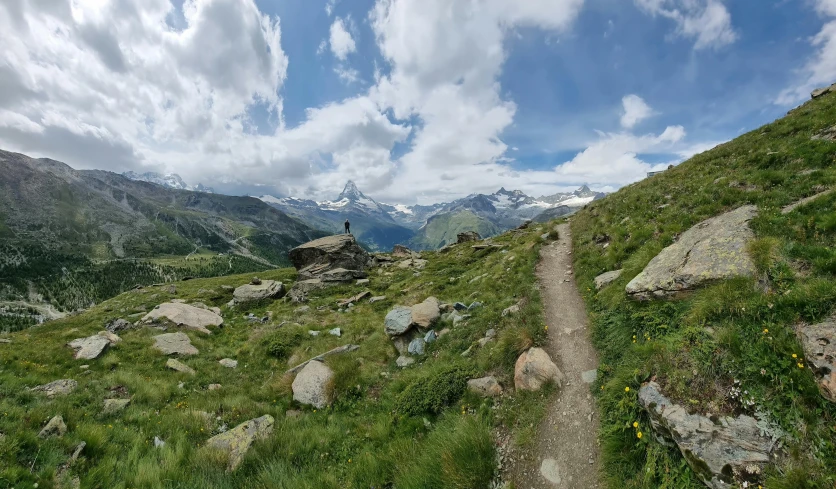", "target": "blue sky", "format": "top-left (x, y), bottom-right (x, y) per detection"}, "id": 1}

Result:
top-left (0, 0), bottom-right (834, 204)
